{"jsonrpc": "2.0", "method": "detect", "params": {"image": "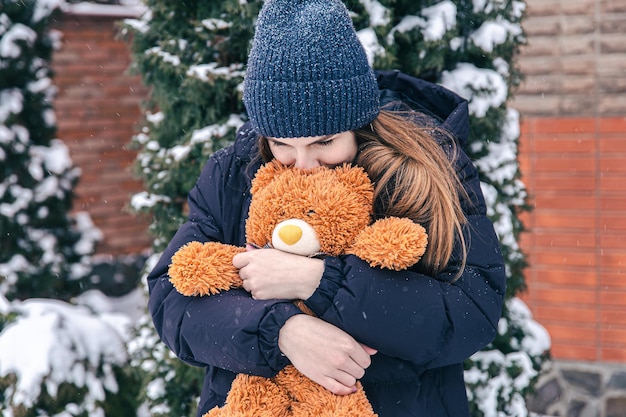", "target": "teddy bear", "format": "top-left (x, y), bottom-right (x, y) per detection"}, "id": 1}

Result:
top-left (168, 159), bottom-right (428, 417)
